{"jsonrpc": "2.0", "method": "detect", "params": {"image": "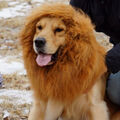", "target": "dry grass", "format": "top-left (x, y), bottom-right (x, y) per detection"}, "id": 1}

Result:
top-left (2, 74), bottom-right (30, 90)
top-left (0, 16), bottom-right (25, 56)
top-left (0, 73), bottom-right (31, 120)
top-left (0, 100), bottom-right (31, 120)
top-left (0, 1), bottom-right (31, 119)
top-left (0, 1), bottom-right (8, 9)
